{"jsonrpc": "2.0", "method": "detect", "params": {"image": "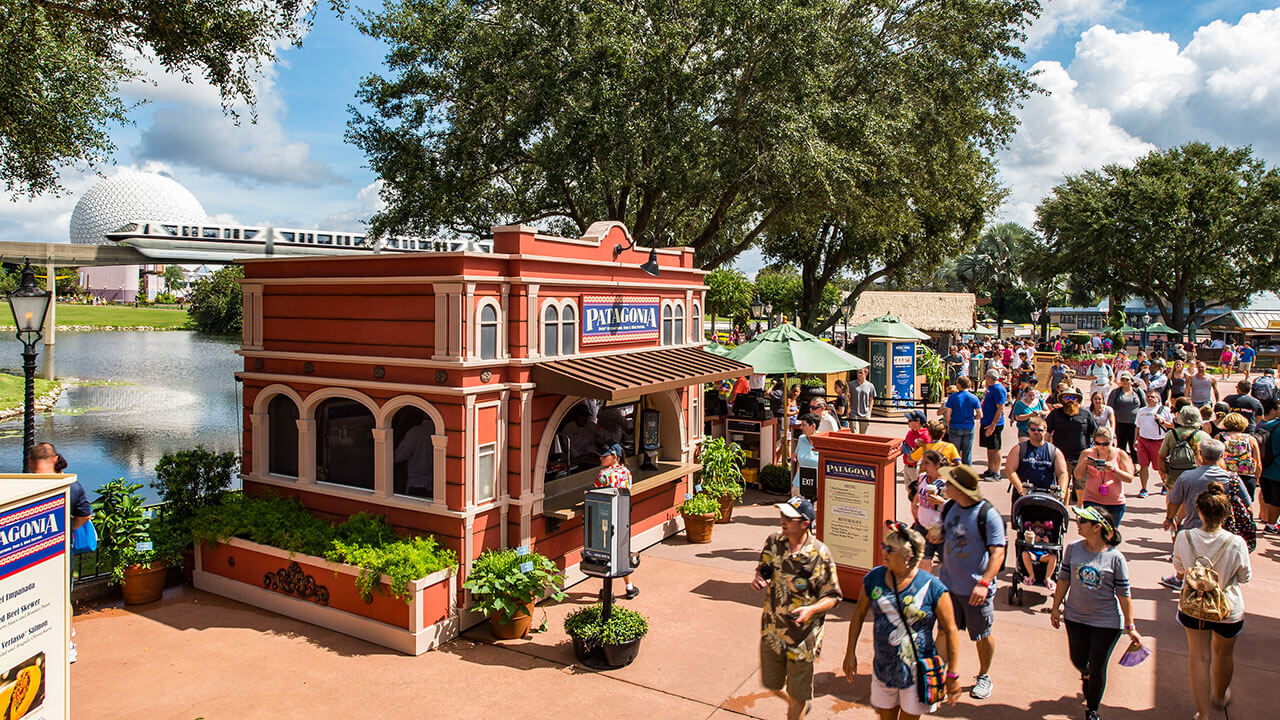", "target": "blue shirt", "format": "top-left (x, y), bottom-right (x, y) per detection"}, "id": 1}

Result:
top-left (863, 567), bottom-right (948, 689)
top-left (939, 500), bottom-right (1006, 596)
top-left (945, 391), bottom-right (981, 430)
top-left (981, 382), bottom-right (1007, 427)
top-left (1240, 347), bottom-right (1256, 362)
